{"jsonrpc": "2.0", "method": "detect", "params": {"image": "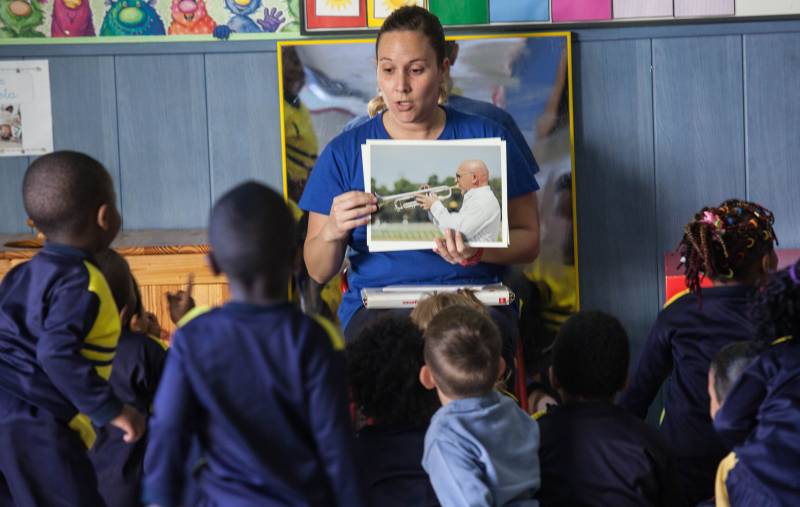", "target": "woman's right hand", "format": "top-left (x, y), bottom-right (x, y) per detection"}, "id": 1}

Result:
top-left (321, 191), bottom-right (377, 242)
